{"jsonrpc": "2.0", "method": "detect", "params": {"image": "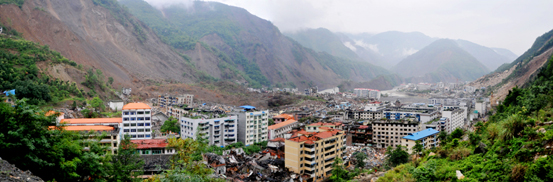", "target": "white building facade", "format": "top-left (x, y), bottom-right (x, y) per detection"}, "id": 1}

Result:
top-left (235, 106), bottom-right (269, 146)
top-left (122, 103), bottom-right (153, 139)
top-left (180, 116), bottom-right (238, 147)
top-left (442, 108), bottom-right (464, 133)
